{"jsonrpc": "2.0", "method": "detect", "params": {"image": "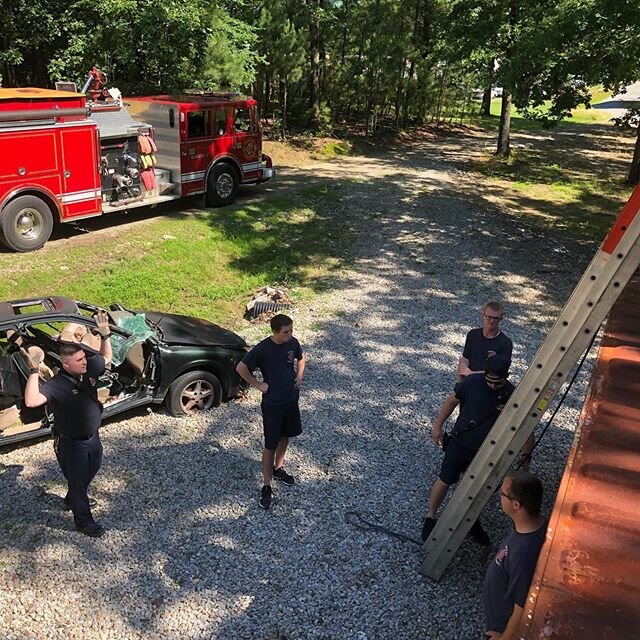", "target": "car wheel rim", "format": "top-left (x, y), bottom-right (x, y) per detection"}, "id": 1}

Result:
top-left (180, 379), bottom-right (215, 413)
top-left (215, 173), bottom-right (233, 198)
top-left (16, 208), bottom-right (44, 240)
